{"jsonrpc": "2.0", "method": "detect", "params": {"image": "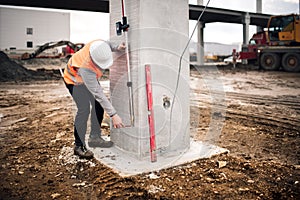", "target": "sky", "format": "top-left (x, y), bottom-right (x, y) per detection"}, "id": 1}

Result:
top-left (189, 0), bottom-right (300, 44)
top-left (69, 0), bottom-right (299, 44)
top-left (1, 0), bottom-right (299, 45)
top-left (69, 11), bottom-right (109, 43)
